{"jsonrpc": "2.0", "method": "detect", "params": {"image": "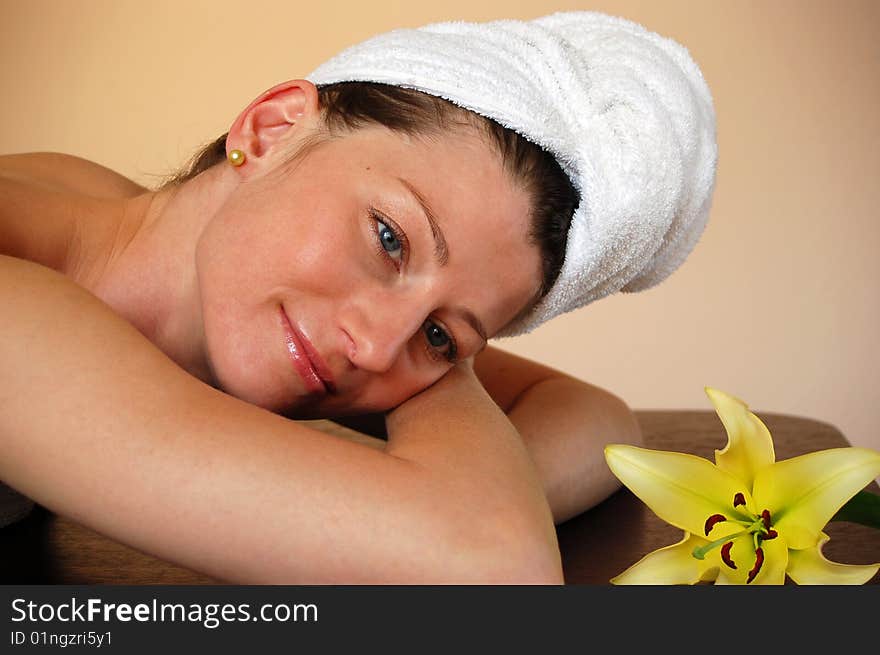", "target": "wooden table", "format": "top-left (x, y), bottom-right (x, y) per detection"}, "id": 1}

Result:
top-left (2, 411), bottom-right (878, 584)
